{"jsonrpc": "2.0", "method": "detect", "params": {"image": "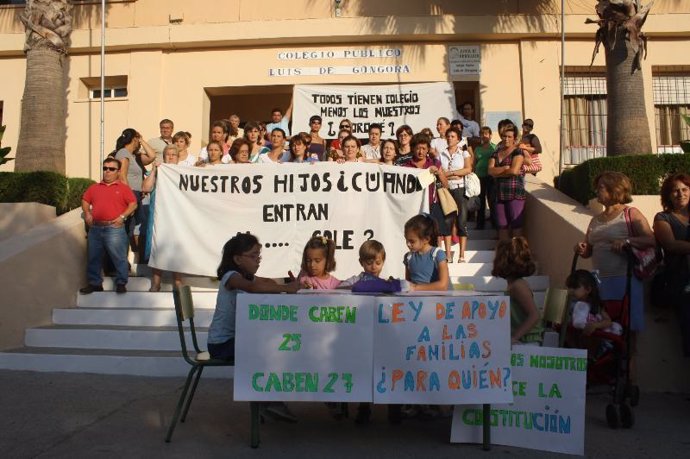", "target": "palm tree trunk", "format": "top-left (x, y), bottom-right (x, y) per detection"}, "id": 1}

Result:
top-left (14, 0), bottom-right (72, 174)
top-left (604, 27), bottom-right (652, 156)
top-left (15, 48), bottom-right (67, 173)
